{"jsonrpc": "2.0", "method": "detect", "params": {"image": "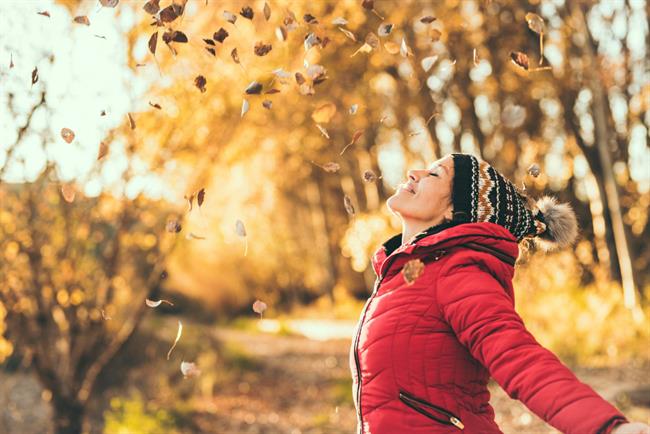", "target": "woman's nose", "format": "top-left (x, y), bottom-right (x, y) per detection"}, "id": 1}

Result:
top-left (407, 170), bottom-right (418, 181)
